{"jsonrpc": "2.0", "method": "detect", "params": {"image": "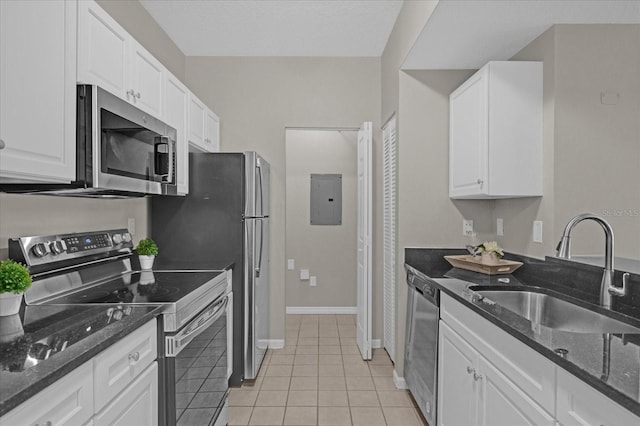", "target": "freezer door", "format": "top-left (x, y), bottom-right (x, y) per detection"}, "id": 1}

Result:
top-left (244, 152), bottom-right (270, 218)
top-left (244, 217), bottom-right (270, 379)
